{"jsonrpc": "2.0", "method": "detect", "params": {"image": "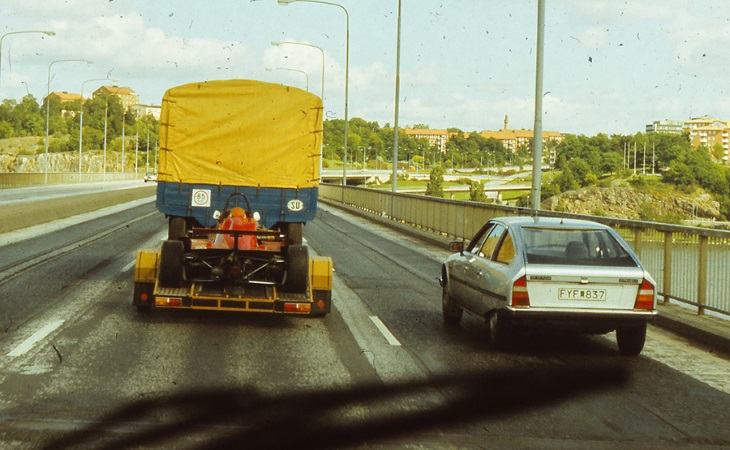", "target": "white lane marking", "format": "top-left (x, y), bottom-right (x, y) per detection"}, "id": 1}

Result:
top-left (7, 320), bottom-right (65, 357)
top-left (122, 260), bottom-right (136, 273)
top-left (369, 316), bottom-right (401, 346)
